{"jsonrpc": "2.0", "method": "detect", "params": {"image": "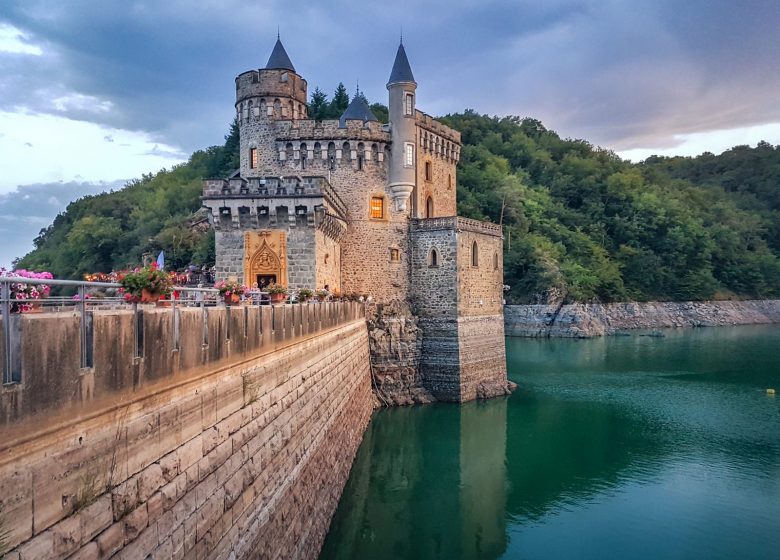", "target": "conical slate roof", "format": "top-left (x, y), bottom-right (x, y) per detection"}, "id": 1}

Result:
top-left (265, 38), bottom-right (295, 71)
top-left (387, 42), bottom-right (415, 85)
top-left (339, 94), bottom-right (379, 127)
